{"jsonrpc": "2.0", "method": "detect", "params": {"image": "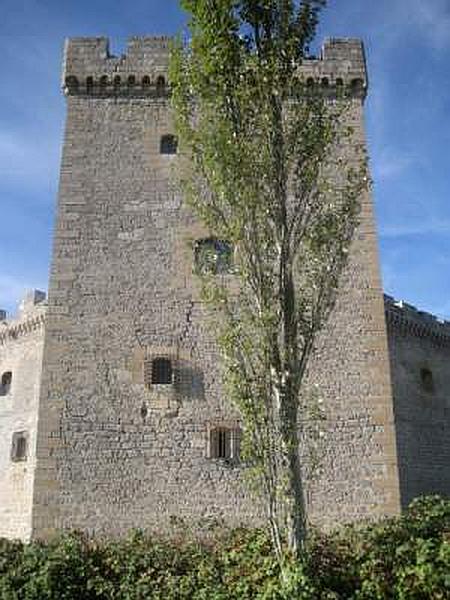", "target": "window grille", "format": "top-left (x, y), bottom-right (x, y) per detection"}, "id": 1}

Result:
top-left (194, 238), bottom-right (233, 275)
top-left (146, 357), bottom-right (173, 385)
top-left (209, 426), bottom-right (241, 461)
